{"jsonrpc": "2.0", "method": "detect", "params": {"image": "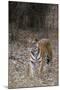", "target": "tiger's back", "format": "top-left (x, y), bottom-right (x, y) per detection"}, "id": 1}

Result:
top-left (37, 39), bottom-right (52, 64)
